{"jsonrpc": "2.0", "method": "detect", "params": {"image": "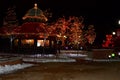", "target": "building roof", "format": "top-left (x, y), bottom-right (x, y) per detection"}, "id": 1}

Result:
top-left (22, 3), bottom-right (48, 22)
top-left (14, 22), bottom-right (47, 34)
top-left (0, 26), bottom-right (17, 36)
